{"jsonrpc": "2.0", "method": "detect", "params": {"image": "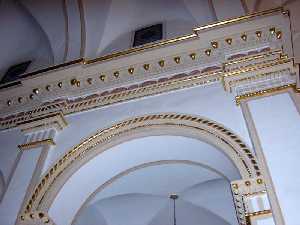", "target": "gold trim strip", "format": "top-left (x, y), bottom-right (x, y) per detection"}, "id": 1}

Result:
top-left (20, 59), bottom-right (83, 80)
top-left (235, 83), bottom-right (296, 105)
top-left (245, 209), bottom-right (272, 218)
top-left (84, 34), bottom-right (197, 64)
top-left (224, 50), bottom-right (283, 66)
top-left (193, 7), bottom-right (283, 33)
top-left (18, 139), bottom-right (56, 150)
top-left (245, 210), bottom-right (272, 225)
top-left (1, 56), bottom-right (295, 130)
top-left (223, 58), bottom-right (292, 78)
top-left (0, 7), bottom-right (284, 87)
